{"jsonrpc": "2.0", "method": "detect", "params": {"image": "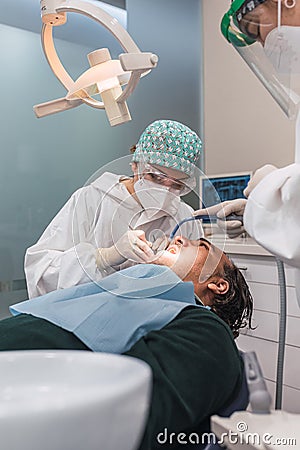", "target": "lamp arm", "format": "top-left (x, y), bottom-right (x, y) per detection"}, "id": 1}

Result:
top-left (42, 25), bottom-right (74, 91)
top-left (41, 0), bottom-right (141, 89)
top-left (116, 53), bottom-right (158, 103)
top-left (34, 97), bottom-right (83, 118)
top-left (41, 0), bottom-right (148, 108)
top-left (53, 0), bottom-right (141, 53)
top-left (37, 0), bottom-right (158, 122)
top-left (42, 24), bottom-right (104, 108)
top-left (116, 71), bottom-right (143, 103)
